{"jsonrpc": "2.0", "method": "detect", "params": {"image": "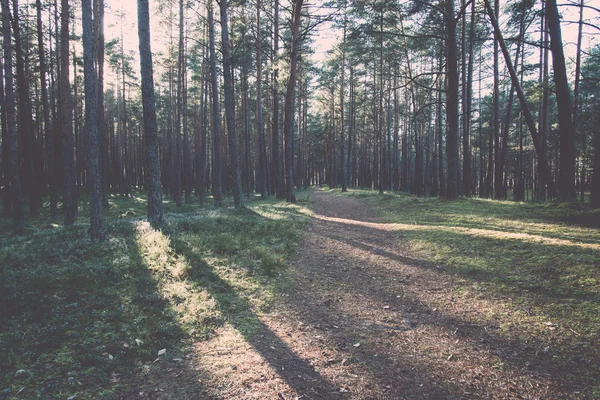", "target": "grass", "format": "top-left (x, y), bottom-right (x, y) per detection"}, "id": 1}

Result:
top-left (330, 187), bottom-right (600, 392)
top-left (0, 192), bottom-right (311, 399)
